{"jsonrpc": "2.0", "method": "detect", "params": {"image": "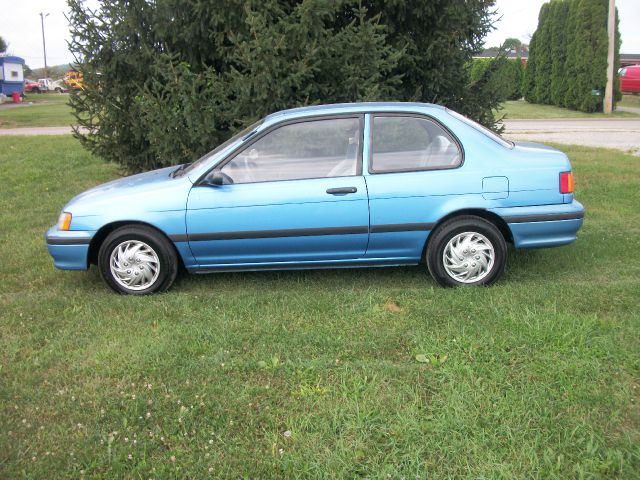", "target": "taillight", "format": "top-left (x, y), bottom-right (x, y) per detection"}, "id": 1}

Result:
top-left (560, 171), bottom-right (574, 194)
